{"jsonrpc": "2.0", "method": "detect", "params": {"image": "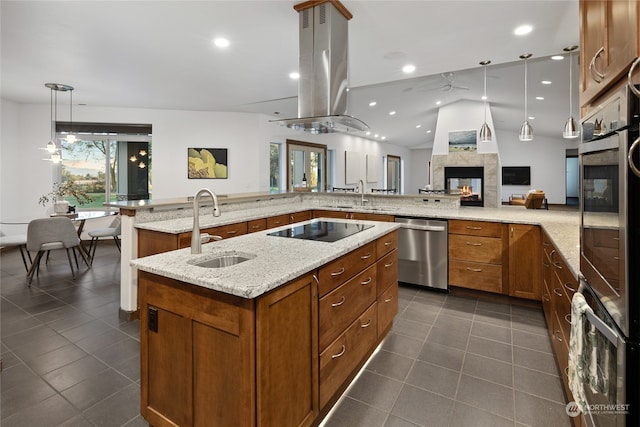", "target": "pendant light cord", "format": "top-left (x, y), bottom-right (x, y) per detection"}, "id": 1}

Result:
top-left (483, 65), bottom-right (488, 122)
top-left (524, 58), bottom-right (528, 121)
top-left (568, 51), bottom-right (573, 117)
